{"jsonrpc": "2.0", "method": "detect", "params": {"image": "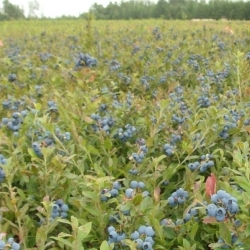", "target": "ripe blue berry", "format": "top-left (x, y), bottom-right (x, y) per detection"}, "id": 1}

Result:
top-left (108, 226), bottom-right (115, 233)
top-left (145, 226), bottom-right (155, 237)
top-left (61, 204), bottom-right (69, 212)
top-left (142, 241), bottom-right (152, 250)
top-left (0, 241), bottom-right (5, 249)
top-left (12, 242), bottom-right (20, 250)
top-left (125, 188), bottom-right (134, 198)
top-left (130, 231), bottom-right (140, 240)
top-left (130, 181), bottom-right (139, 189)
top-left (138, 182), bottom-right (145, 189)
top-left (138, 225), bottom-right (146, 234)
